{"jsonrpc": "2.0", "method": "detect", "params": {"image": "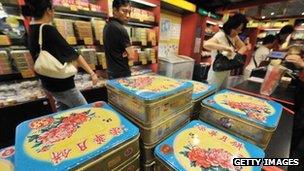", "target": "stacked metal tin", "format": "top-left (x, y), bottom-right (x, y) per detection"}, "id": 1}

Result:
top-left (154, 120), bottom-right (265, 171)
top-left (107, 74), bottom-right (193, 170)
top-left (200, 89), bottom-right (283, 149)
top-left (0, 146), bottom-right (15, 171)
top-left (14, 102), bottom-right (140, 171)
top-left (180, 80), bottom-right (216, 120)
